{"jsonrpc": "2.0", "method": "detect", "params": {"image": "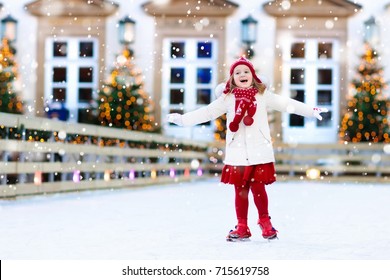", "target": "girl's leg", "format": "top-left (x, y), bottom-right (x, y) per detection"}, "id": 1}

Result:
top-left (226, 183), bottom-right (252, 240)
top-left (234, 183), bottom-right (250, 225)
top-left (251, 182), bottom-right (277, 239)
top-left (250, 182), bottom-right (269, 217)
